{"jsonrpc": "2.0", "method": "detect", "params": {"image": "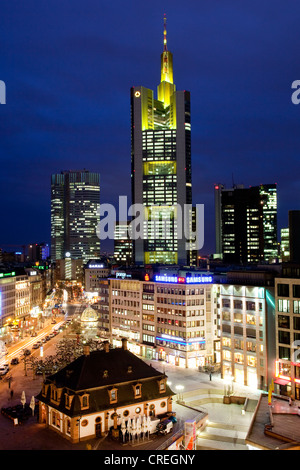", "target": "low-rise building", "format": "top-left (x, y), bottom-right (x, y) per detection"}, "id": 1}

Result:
top-left (84, 259), bottom-right (110, 294)
top-left (36, 339), bottom-right (174, 443)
